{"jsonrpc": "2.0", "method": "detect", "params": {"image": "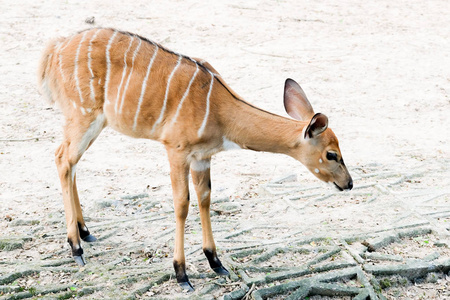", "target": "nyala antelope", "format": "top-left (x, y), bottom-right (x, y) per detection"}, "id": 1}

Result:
top-left (38, 28), bottom-right (353, 291)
